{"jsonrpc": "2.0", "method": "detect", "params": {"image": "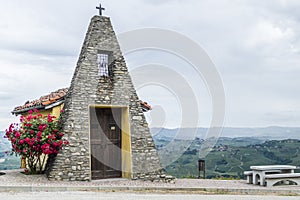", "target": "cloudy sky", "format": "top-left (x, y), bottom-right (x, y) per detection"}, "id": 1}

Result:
top-left (0, 0), bottom-right (300, 130)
